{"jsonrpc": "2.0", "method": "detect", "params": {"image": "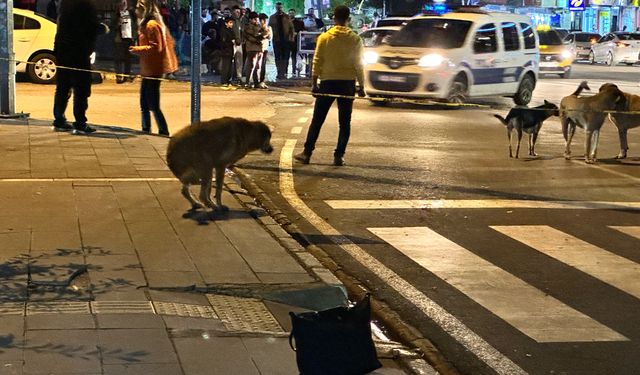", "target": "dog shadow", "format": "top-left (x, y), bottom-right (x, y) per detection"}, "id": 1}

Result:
top-left (181, 208), bottom-right (248, 224)
top-left (521, 155), bottom-right (555, 162)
